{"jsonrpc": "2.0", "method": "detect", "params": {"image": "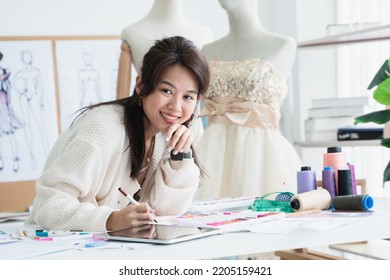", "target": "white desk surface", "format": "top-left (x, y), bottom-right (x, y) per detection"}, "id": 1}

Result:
top-left (2, 197), bottom-right (390, 260)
